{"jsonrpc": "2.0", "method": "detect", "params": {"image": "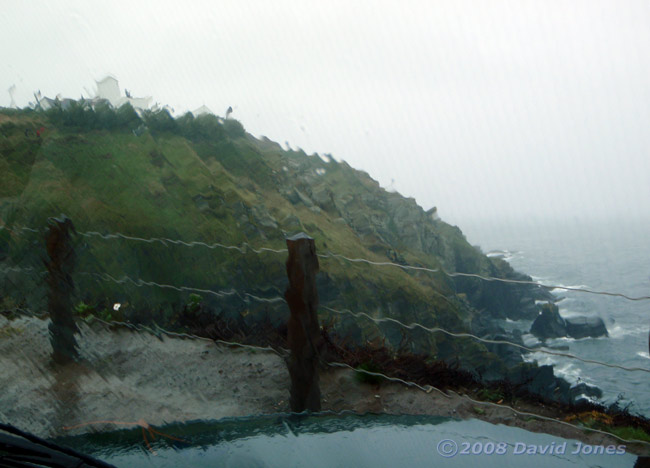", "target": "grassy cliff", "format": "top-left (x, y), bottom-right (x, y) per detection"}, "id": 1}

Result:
top-left (0, 106), bottom-right (550, 377)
